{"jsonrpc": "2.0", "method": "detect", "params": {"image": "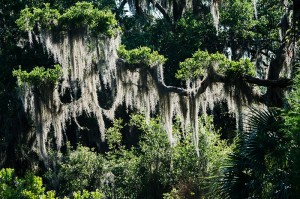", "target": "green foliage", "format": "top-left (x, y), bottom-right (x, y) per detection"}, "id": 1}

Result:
top-left (176, 50), bottom-right (255, 80)
top-left (283, 72), bottom-right (300, 197)
top-left (254, 0), bottom-right (285, 52)
top-left (175, 13), bottom-right (218, 53)
top-left (118, 45), bottom-right (167, 67)
top-left (219, 0), bottom-right (257, 60)
top-left (12, 64), bottom-right (62, 87)
top-left (105, 114), bottom-right (232, 198)
top-left (72, 189), bottom-right (103, 199)
top-left (105, 115), bottom-right (173, 198)
top-left (106, 119), bottom-right (123, 150)
top-left (53, 0), bottom-right (115, 11)
top-left (198, 116), bottom-right (233, 175)
top-left (284, 72), bottom-right (300, 130)
top-left (220, 0), bottom-right (257, 39)
top-left (2, 1), bottom-right (297, 198)
top-left (105, 148), bottom-right (141, 198)
top-left (0, 167), bottom-right (105, 199)
top-left (176, 50), bottom-right (225, 80)
top-left (60, 2), bottom-right (118, 36)
top-left (219, 0), bottom-right (286, 60)
top-left (176, 50), bottom-right (212, 80)
top-left (16, 4), bottom-right (60, 31)
top-left (0, 168), bottom-right (57, 199)
top-left (46, 144), bottom-right (117, 197)
top-left (130, 115), bottom-right (173, 197)
top-left (55, 145), bottom-right (104, 196)
top-left (44, 114), bottom-right (231, 198)
top-left (220, 57), bottom-right (255, 77)
top-left (169, 116), bottom-right (232, 198)
top-left (16, 2), bottom-right (119, 37)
